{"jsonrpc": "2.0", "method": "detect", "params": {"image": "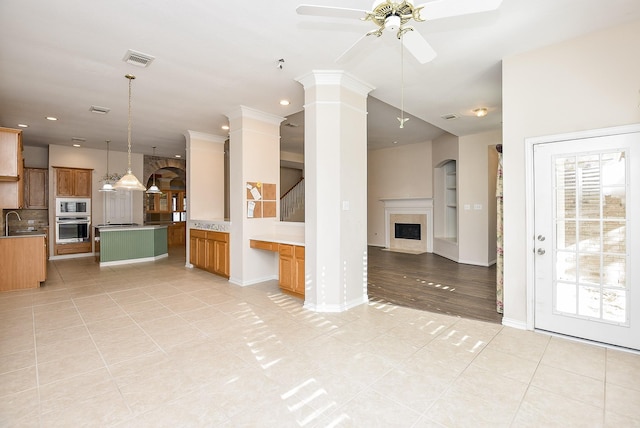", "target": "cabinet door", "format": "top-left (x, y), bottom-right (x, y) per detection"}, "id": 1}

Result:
top-left (74, 169), bottom-right (92, 197)
top-left (278, 244), bottom-right (295, 292)
top-left (294, 246), bottom-right (305, 295)
top-left (56, 168), bottom-right (74, 196)
top-left (189, 234), bottom-right (198, 266)
top-left (24, 168), bottom-right (48, 209)
top-left (212, 240), bottom-right (229, 277)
